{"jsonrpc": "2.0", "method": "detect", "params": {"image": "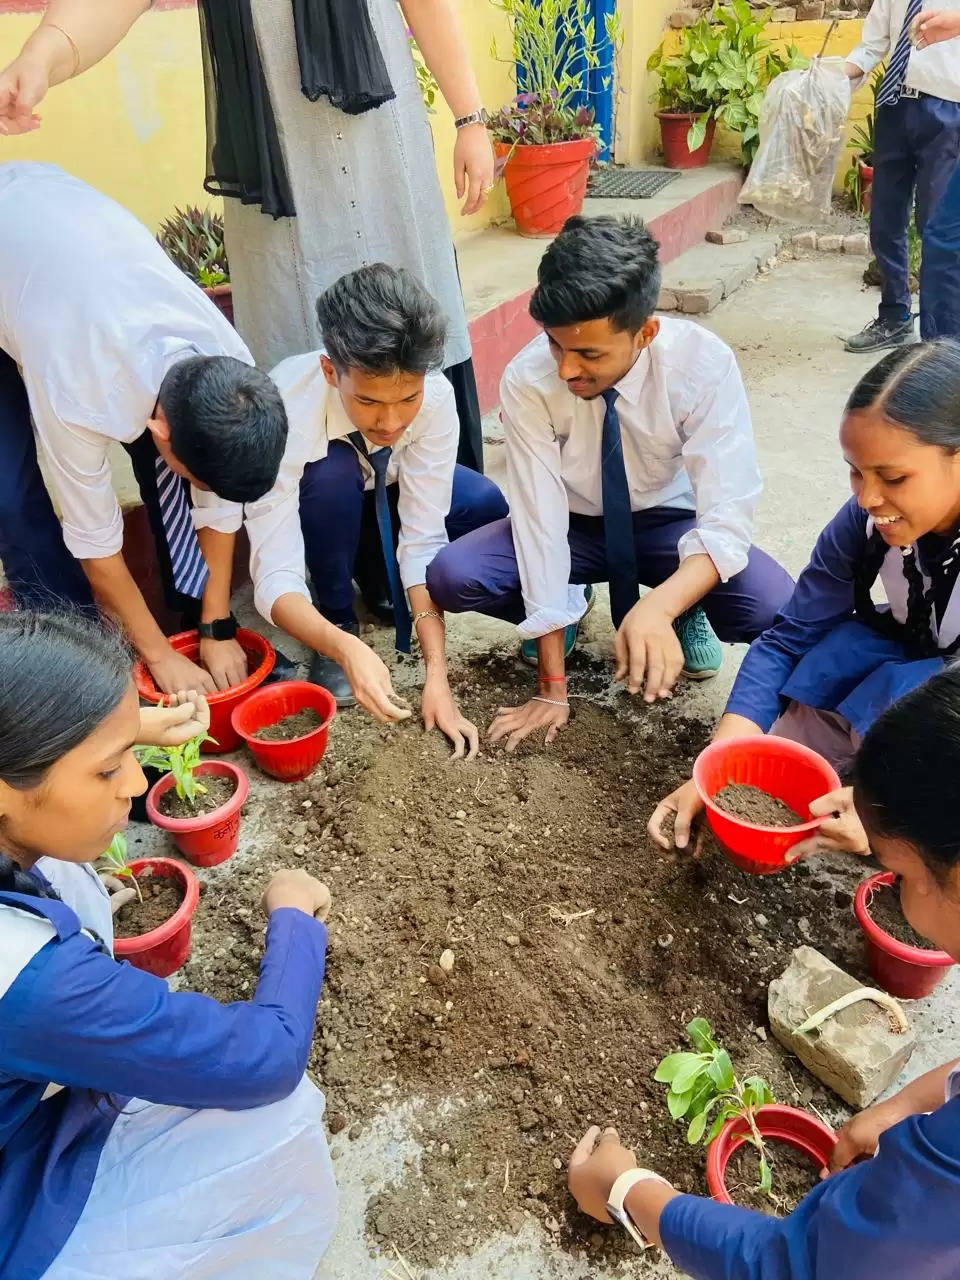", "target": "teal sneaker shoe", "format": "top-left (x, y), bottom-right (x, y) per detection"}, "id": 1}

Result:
top-left (520, 585), bottom-right (595, 666)
top-left (673, 605), bottom-right (722, 679)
